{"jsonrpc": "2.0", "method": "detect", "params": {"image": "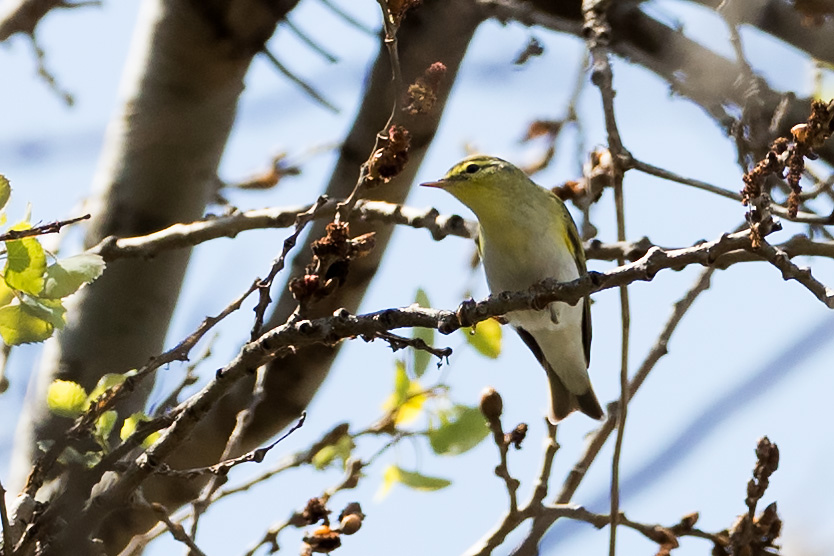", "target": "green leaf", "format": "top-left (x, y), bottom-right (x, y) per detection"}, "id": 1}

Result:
top-left (462, 318), bottom-right (503, 359)
top-left (382, 361), bottom-right (428, 426)
top-left (412, 288), bottom-right (434, 377)
top-left (47, 379), bottom-right (89, 418)
top-left (427, 404), bottom-right (490, 456)
top-left (311, 434), bottom-right (355, 470)
top-left (383, 465), bottom-right (451, 493)
top-left (57, 445), bottom-right (101, 468)
top-left (5, 227), bottom-right (47, 295)
top-left (87, 373), bottom-right (128, 404)
top-left (40, 254), bottom-right (105, 299)
top-left (0, 175), bottom-right (10, 213)
top-left (392, 360), bottom-right (409, 406)
top-left (19, 296), bottom-right (66, 328)
top-left (121, 411), bottom-right (161, 448)
top-left (95, 410), bottom-right (118, 439)
top-left (0, 304), bottom-right (53, 344)
top-left (94, 410), bottom-right (118, 448)
top-left (0, 279), bottom-right (15, 308)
